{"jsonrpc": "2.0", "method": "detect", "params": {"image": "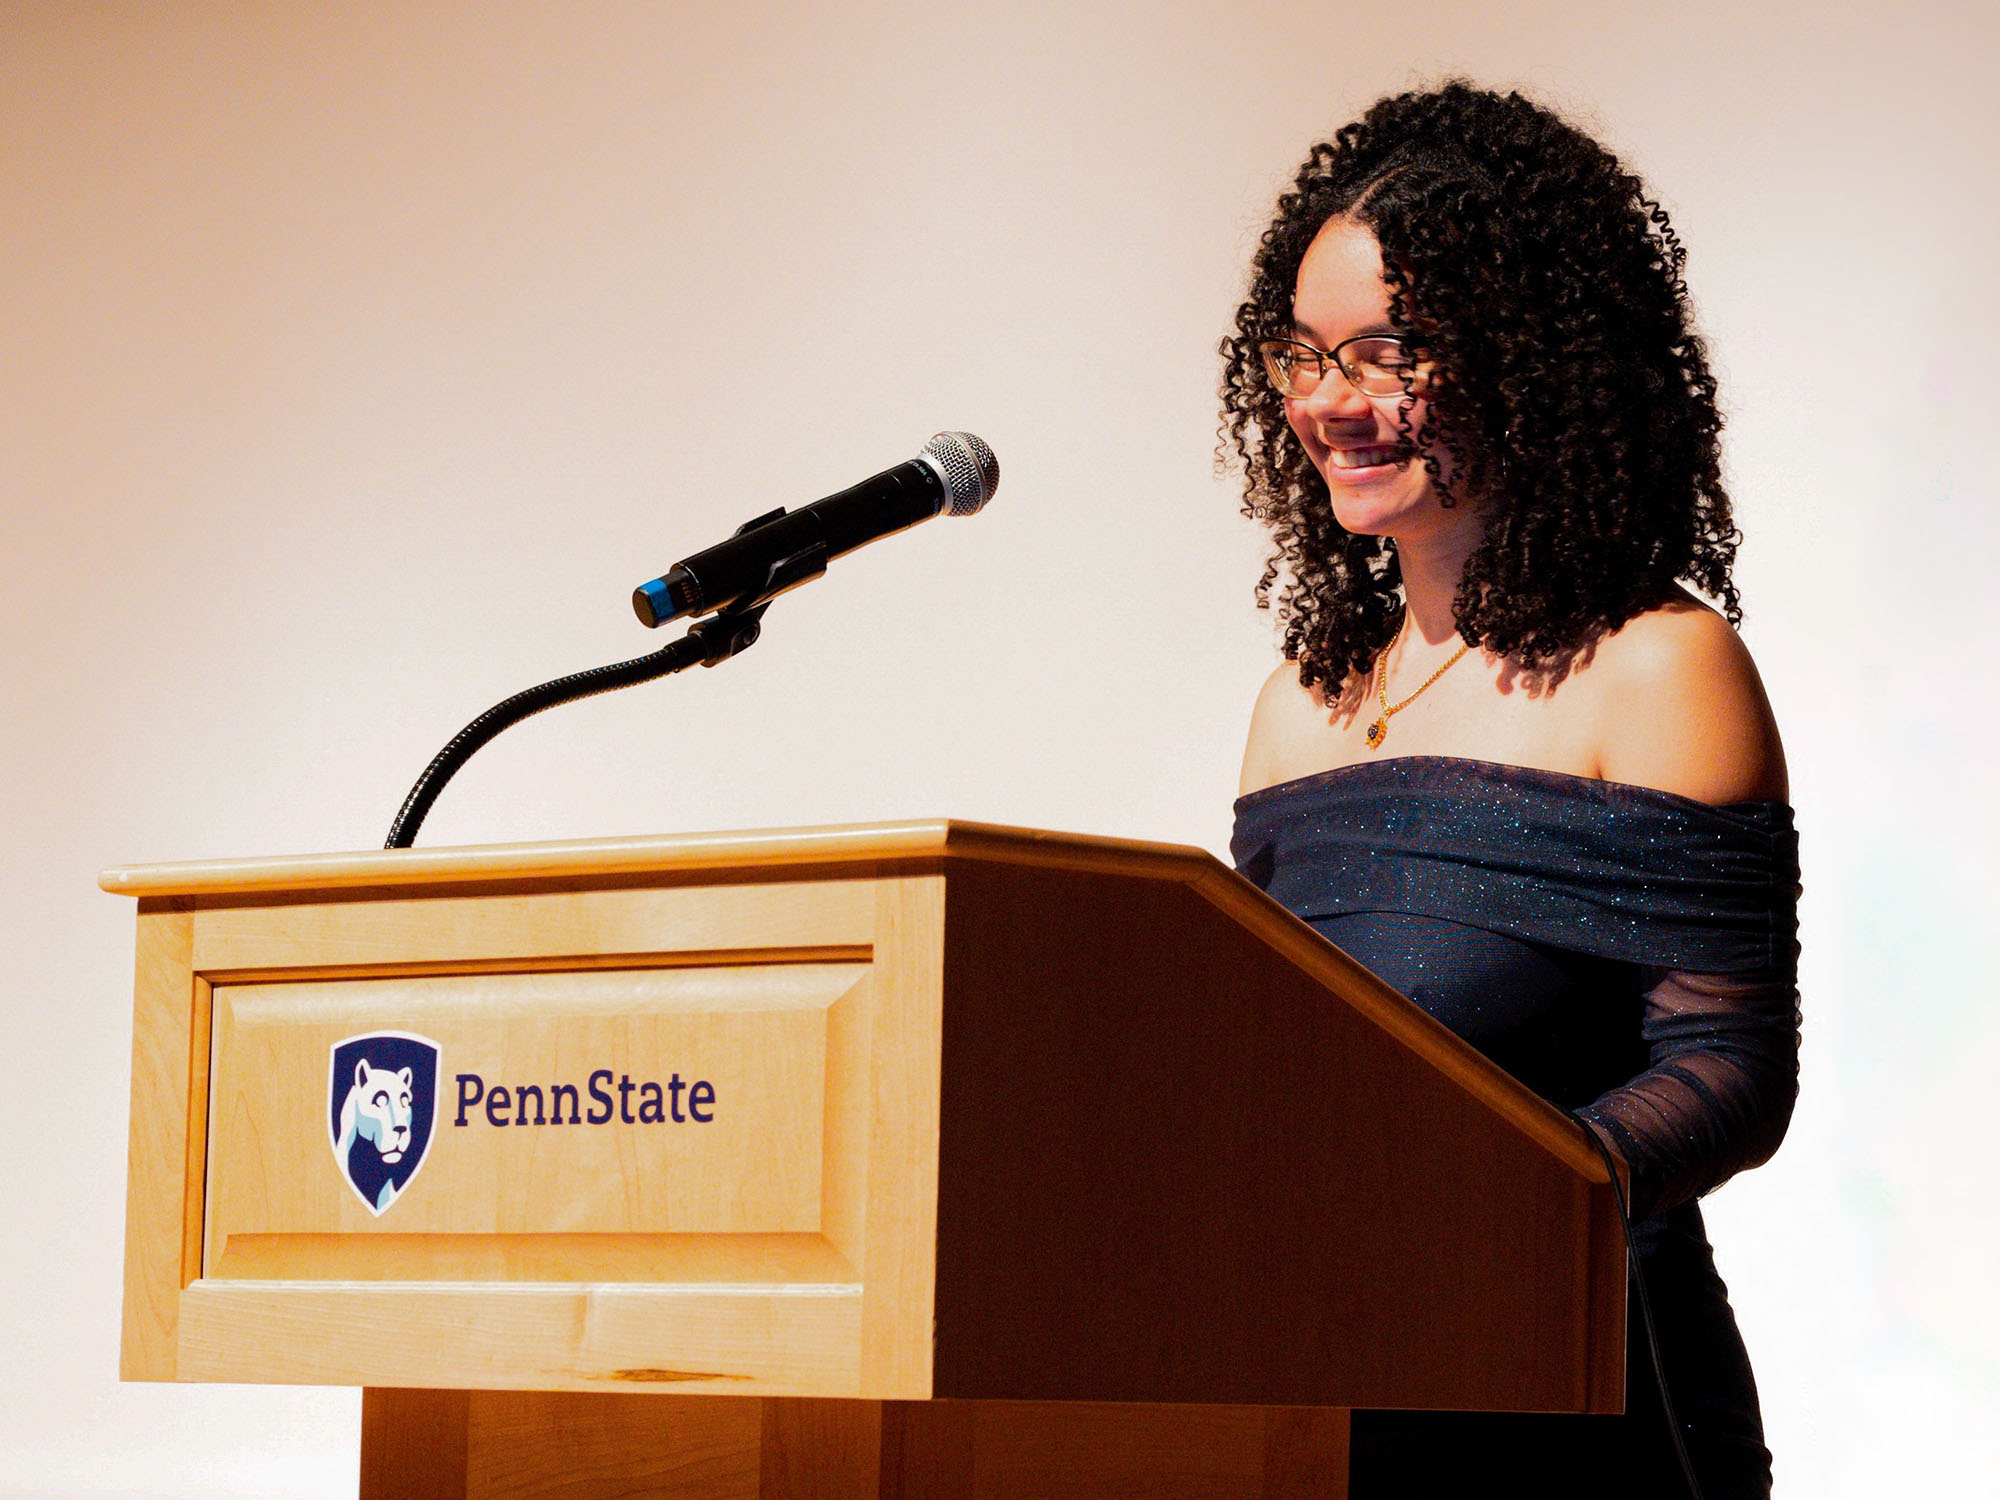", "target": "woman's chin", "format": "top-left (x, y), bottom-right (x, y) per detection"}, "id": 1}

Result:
top-left (1325, 480), bottom-right (1438, 536)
